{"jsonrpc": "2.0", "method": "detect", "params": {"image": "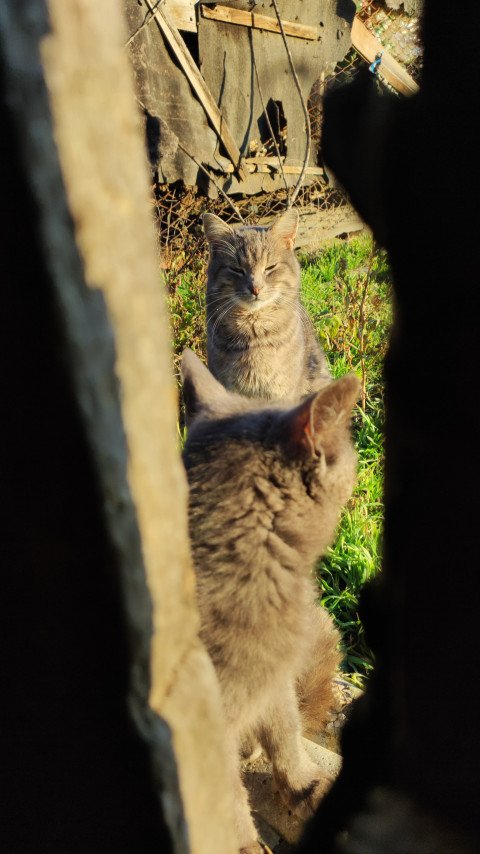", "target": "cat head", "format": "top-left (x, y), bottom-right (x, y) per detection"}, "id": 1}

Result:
top-left (203, 209), bottom-right (300, 311)
top-left (181, 349), bottom-right (360, 533)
